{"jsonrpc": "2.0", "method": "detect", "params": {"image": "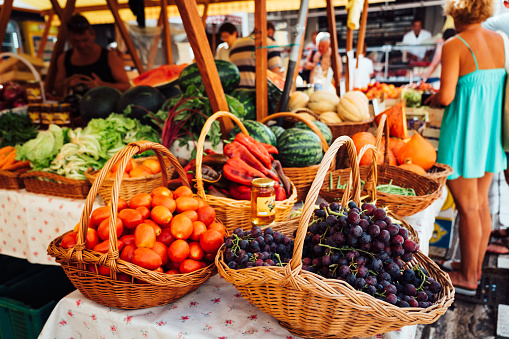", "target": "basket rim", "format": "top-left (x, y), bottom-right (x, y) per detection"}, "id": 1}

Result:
top-left (324, 118), bottom-right (374, 126)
